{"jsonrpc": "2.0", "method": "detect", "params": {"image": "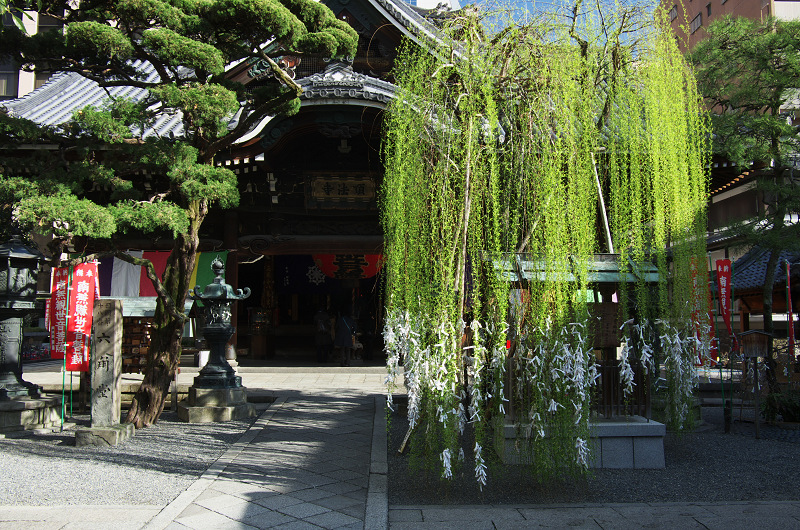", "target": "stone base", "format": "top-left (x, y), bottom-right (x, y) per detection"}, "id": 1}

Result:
top-left (75, 423), bottom-right (135, 447)
top-left (177, 386), bottom-right (256, 423)
top-left (498, 416), bottom-right (665, 469)
top-left (0, 395), bottom-right (61, 433)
